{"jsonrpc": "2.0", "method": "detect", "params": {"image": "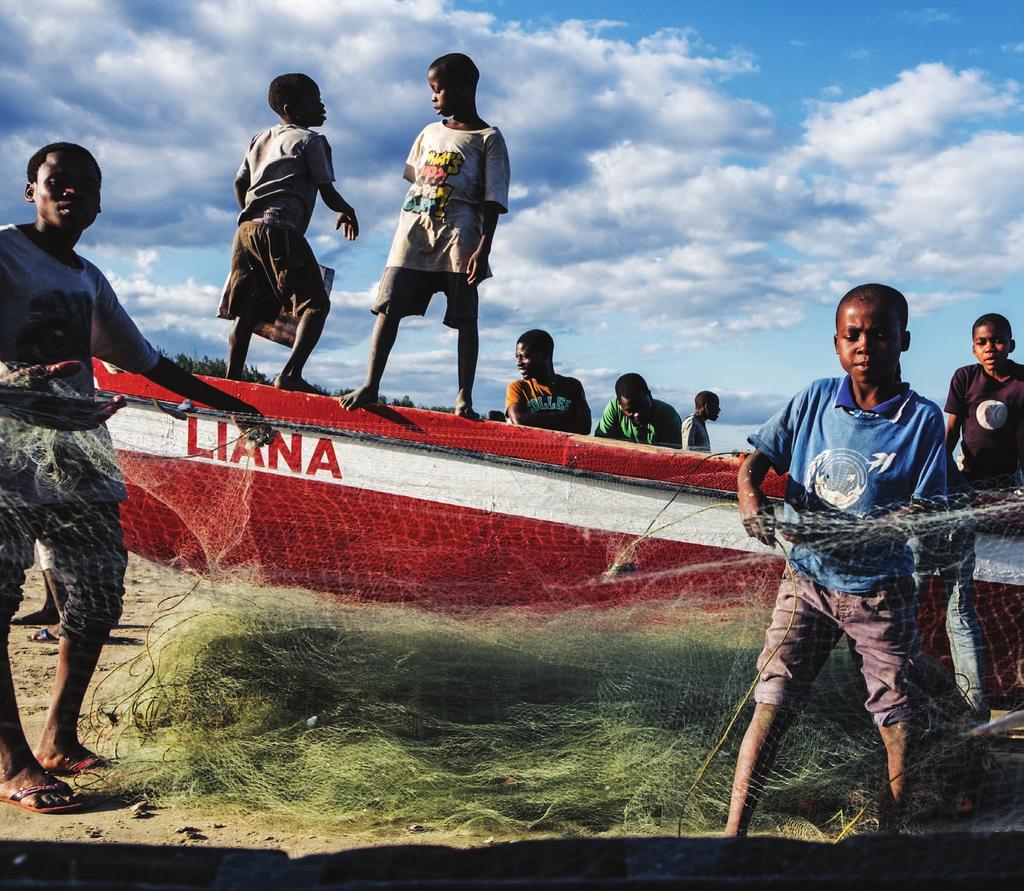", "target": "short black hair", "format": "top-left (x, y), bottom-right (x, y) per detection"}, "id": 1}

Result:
top-left (517, 329), bottom-right (554, 358)
top-left (973, 312), bottom-right (1012, 337)
top-left (836, 283), bottom-right (908, 331)
top-left (695, 390), bottom-right (719, 410)
top-left (428, 53), bottom-right (479, 89)
top-left (27, 142), bottom-right (101, 186)
top-left (615, 373), bottom-right (650, 400)
top-left (268, 73), bottom-right (318, 116)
